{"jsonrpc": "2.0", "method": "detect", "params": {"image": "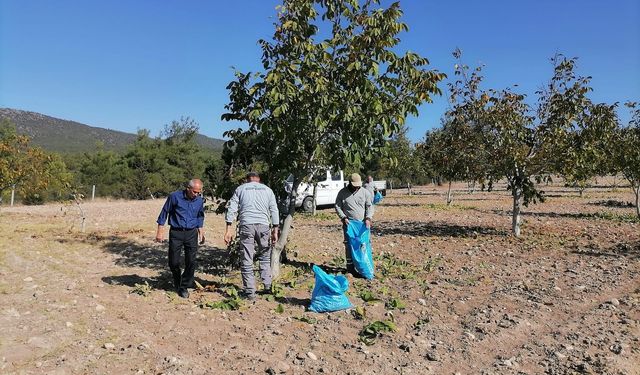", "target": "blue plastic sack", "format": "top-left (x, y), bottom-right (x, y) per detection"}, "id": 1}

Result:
top-left (373, 191), bottom-right (383, 204)
top-left (346, 219), bottom-right (375, 279)
top-left (308, 265), bottom-right (353, 313)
